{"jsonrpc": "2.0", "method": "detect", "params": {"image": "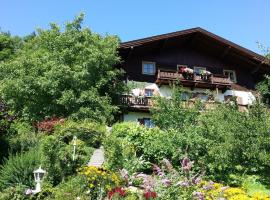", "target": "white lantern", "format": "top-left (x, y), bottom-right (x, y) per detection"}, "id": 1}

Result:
top-left (72, 136), bottom-right (77, 161)
top-left (33, 166), bottom-right (46, 193)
